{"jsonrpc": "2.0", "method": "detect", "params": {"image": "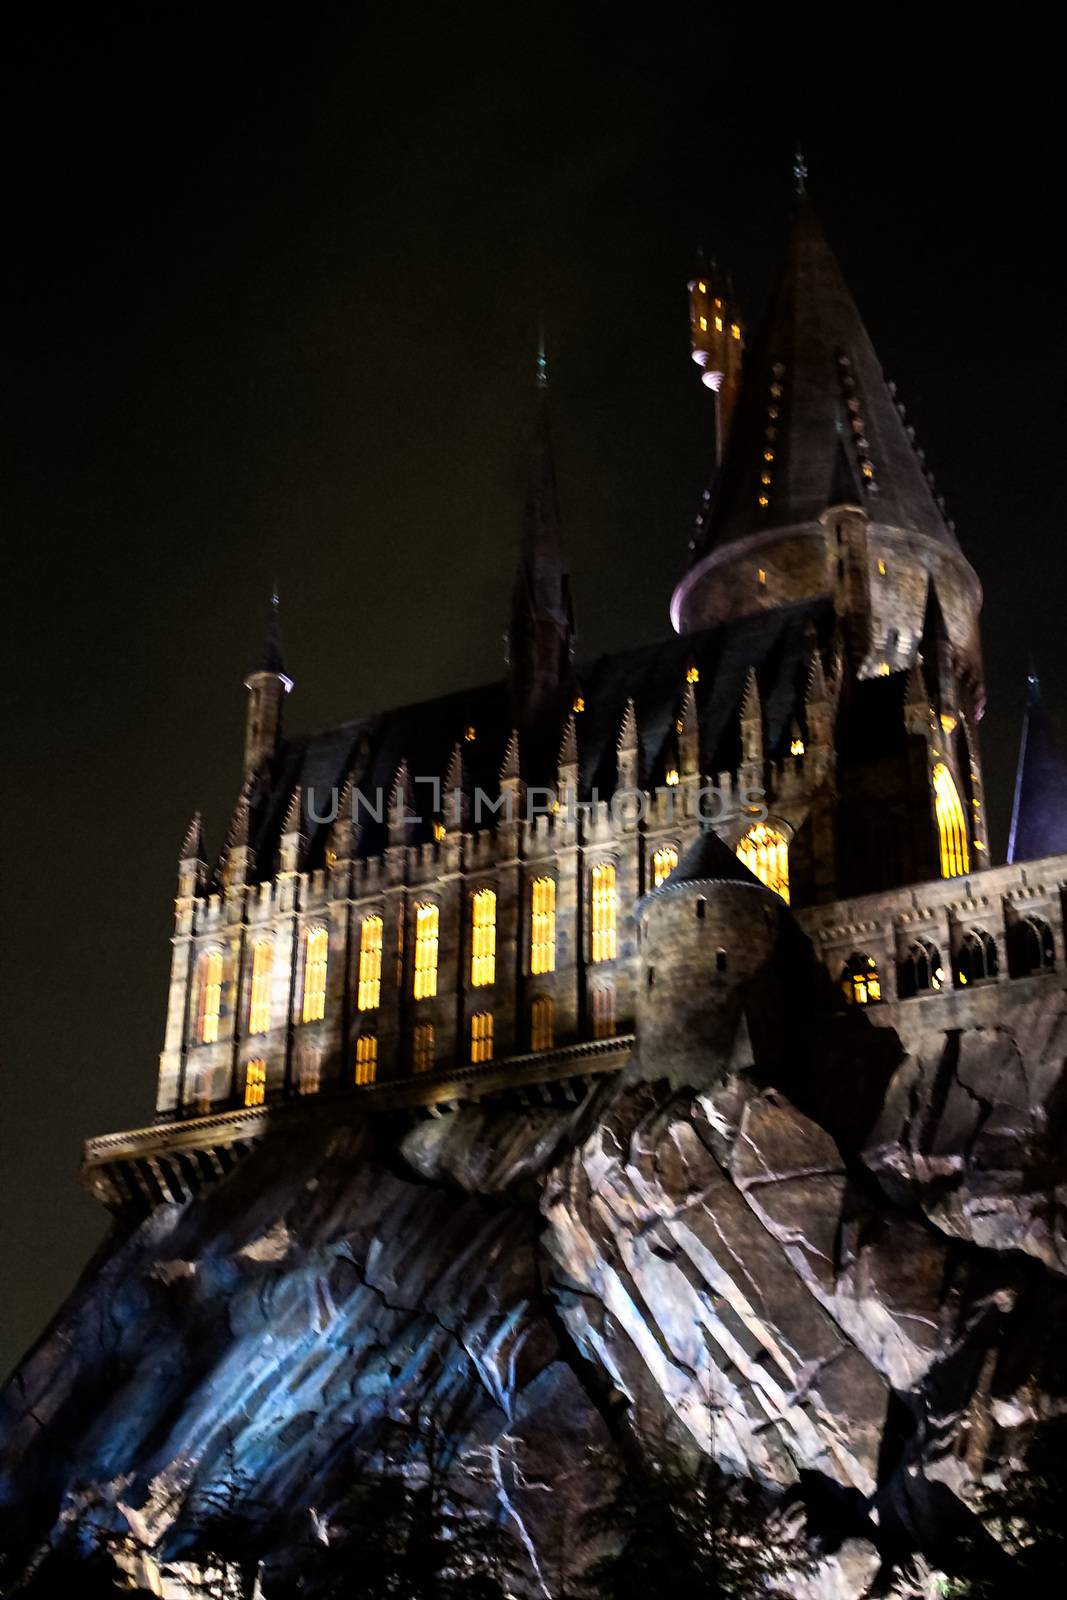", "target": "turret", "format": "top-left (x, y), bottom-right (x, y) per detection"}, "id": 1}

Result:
top-left (688, 264), bottom-right (744, 464)
top-left (242, 590), bottom-right (293, 779)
